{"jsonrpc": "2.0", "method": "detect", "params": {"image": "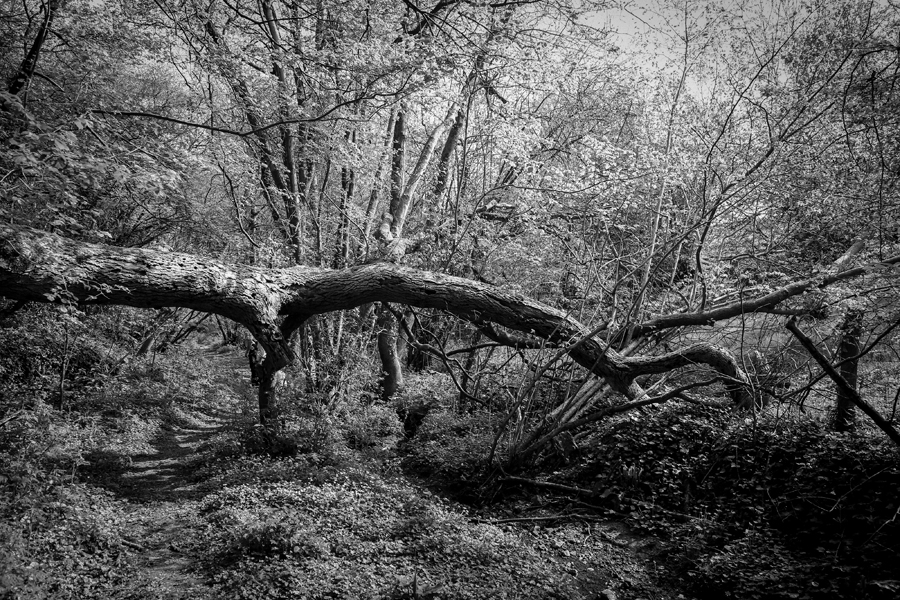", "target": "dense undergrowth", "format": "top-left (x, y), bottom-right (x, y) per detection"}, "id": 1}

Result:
top-left (0, 305), bottom-right (228, 599)
top-left (191, 452), bottom-right (581, 599)
top-left (188, 377), bottom-right (589, 599)
top-left (3, 302), bottom-right (899, 599)
top-left (403, 397), bottom-right (900, 600)
top-left (569, 406), bottom-right (900, 600)
top-left (0, 305), bottom-right (596, 599)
